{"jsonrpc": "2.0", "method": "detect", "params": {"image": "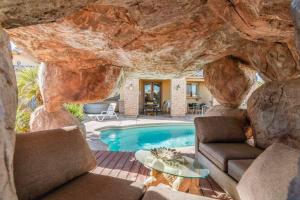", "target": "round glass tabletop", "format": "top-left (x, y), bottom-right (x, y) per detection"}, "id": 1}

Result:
top-left (135, 150), bottom-right (209, 178)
